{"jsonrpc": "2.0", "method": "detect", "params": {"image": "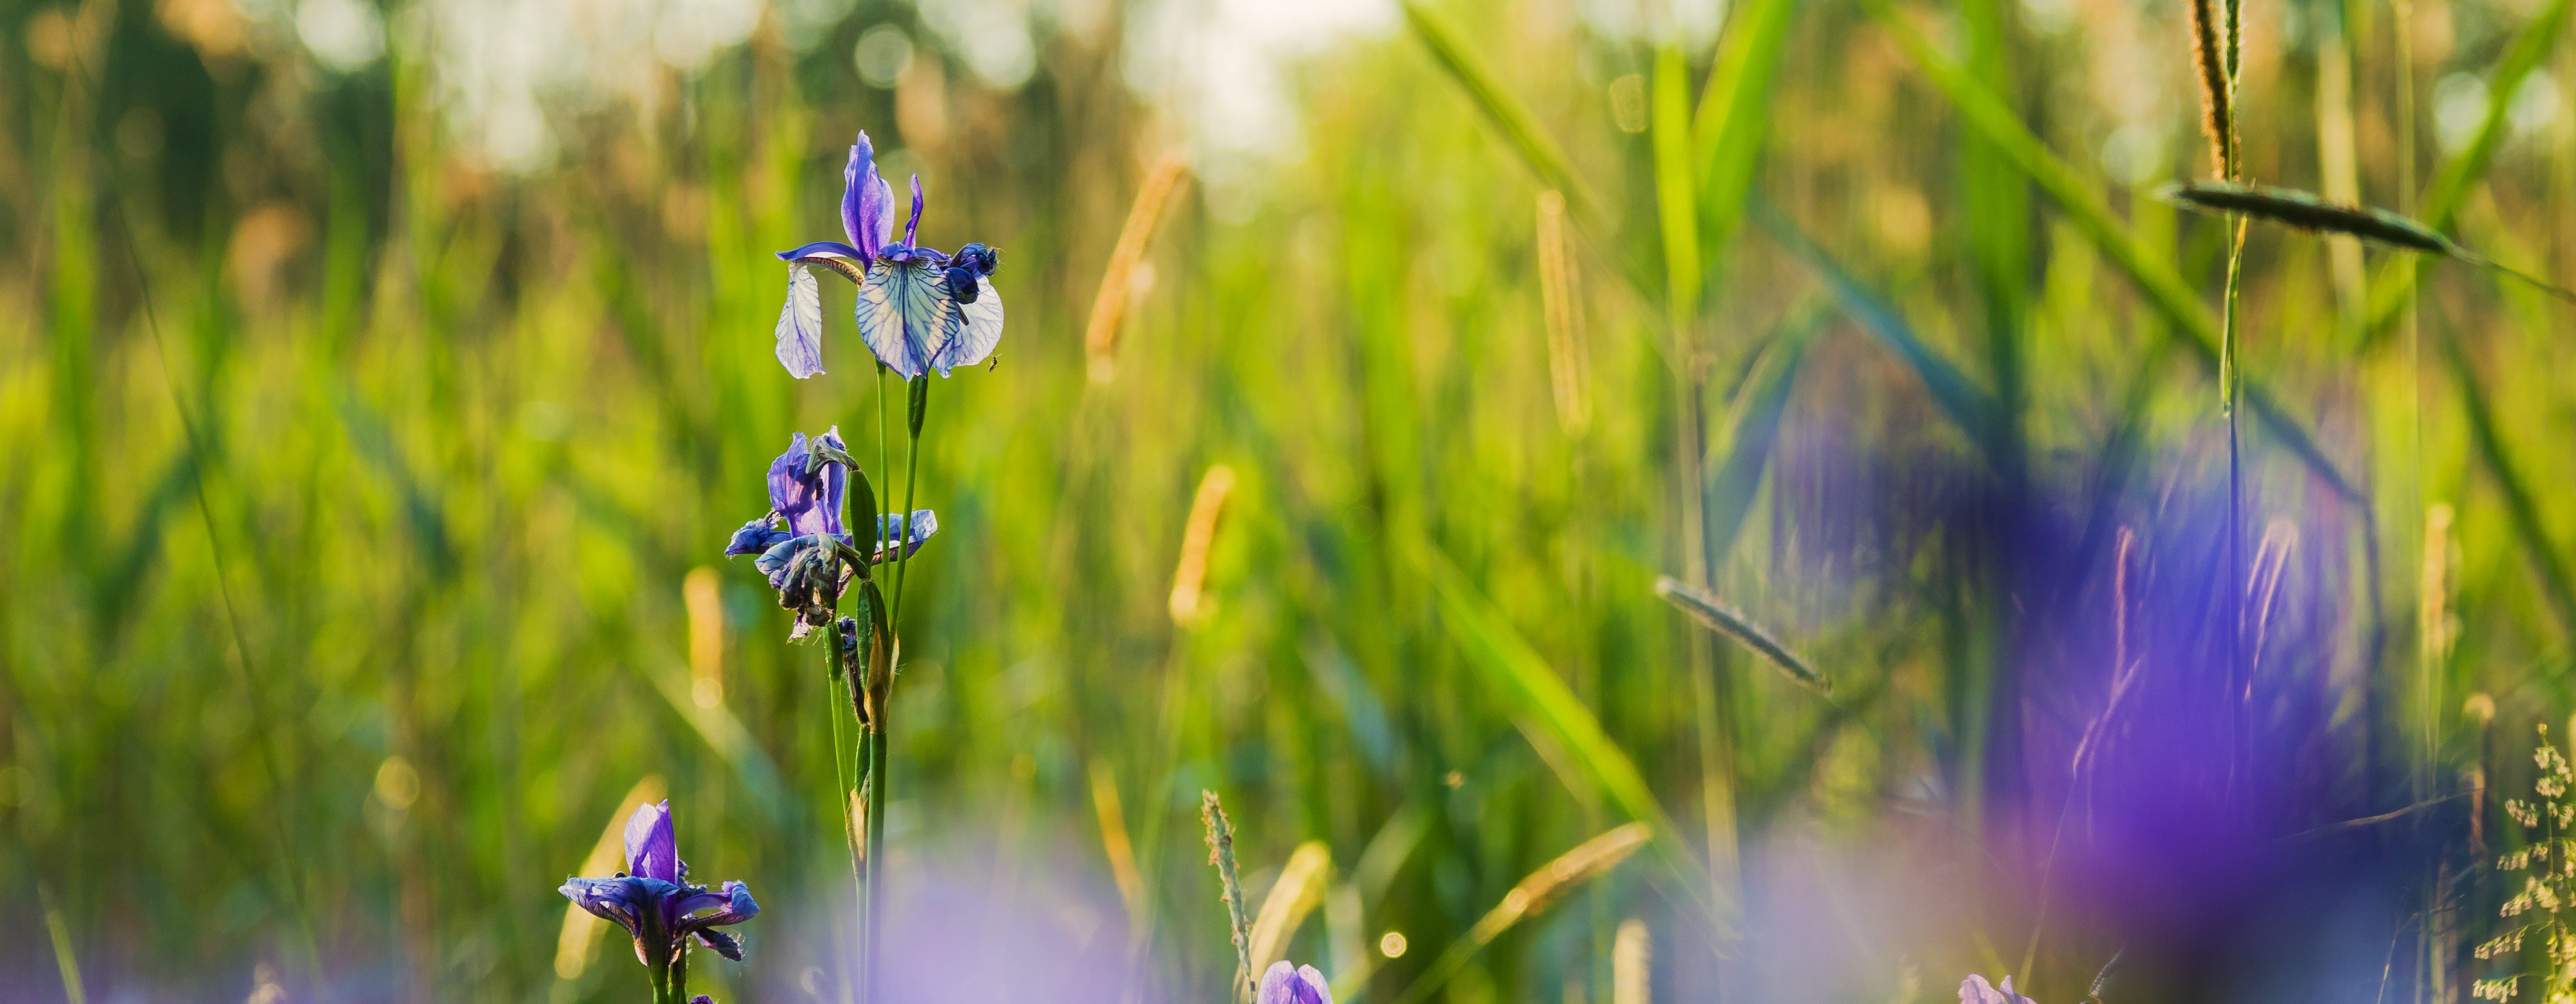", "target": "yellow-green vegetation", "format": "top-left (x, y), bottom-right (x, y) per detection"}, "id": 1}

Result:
top-left (10, 0), bottom-right (2576, 1001)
